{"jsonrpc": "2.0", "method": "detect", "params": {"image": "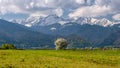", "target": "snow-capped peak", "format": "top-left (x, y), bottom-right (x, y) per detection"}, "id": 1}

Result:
top-left (26, 16), bottom-right (41, 24)
top-left (25, 16), bottom-right (44, 27)
top-left (40, 14), bottom-right (61, 26)
top-left (76, 17), bottom-right (116, 27)
top-left (11, 14), bottom-right (120, 27)
top-left (94, 18), bottom-right (114, 27)
top-left (24, 14), bottom-right (65, 27)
